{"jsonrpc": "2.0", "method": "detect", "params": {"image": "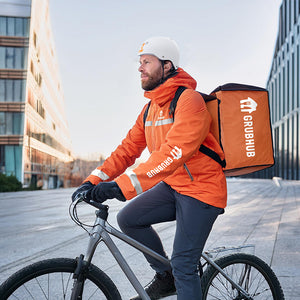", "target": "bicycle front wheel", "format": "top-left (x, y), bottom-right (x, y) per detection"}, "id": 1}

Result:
top-left (0, 258), bottom-right (122, 300)
top-left (201, 253), bottom-right (284, 300)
